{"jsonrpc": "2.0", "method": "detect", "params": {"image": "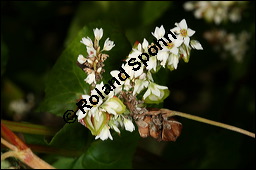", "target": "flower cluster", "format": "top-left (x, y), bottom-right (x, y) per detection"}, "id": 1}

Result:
top-left (184, 1), bottom-right (248, 24)
top-left (76, 28), bottom-right (134, 140)
top-left (204, 29), bottom-right (250, 62)
top-left (76, 19), bottom-right (203, 140)
top-left (77, 28), bottom-right (115, 86)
